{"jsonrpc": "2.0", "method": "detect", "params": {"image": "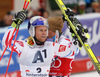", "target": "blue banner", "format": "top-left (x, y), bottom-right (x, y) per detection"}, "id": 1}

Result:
top-left (63, 14), bottom-right (100, 59)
